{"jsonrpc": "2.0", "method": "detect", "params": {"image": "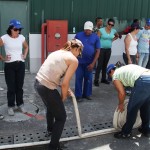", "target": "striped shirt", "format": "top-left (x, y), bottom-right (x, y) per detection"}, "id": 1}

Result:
top-left (112, 64), bottom-right (148, 87)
